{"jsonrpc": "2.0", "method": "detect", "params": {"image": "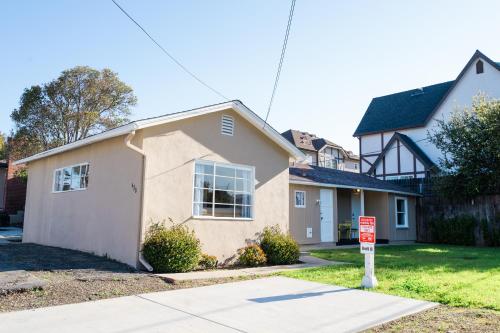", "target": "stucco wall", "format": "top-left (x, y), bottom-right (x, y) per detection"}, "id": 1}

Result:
top-left (364, 191), bottom-right (390, 240)
top-left (139, 109), bottom-right (291, 263)
top-left (337, 189), bottom-right (352, 223)
top-left (23, 136), bottom-right (143, 267)
top-left (388, 194), bottom-right (417, 241)
top-left (289, 184), bottom-right (326, 244)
